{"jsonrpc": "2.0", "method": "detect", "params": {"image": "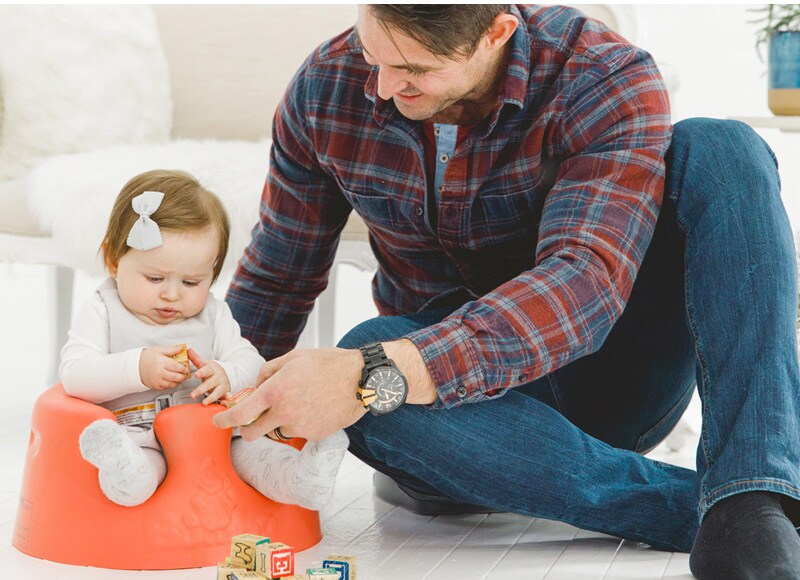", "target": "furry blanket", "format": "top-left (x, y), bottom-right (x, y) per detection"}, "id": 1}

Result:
top-left (0, 6), bottom-right (170, 182)
top-left (27, 139), bottom-right (269, 280)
